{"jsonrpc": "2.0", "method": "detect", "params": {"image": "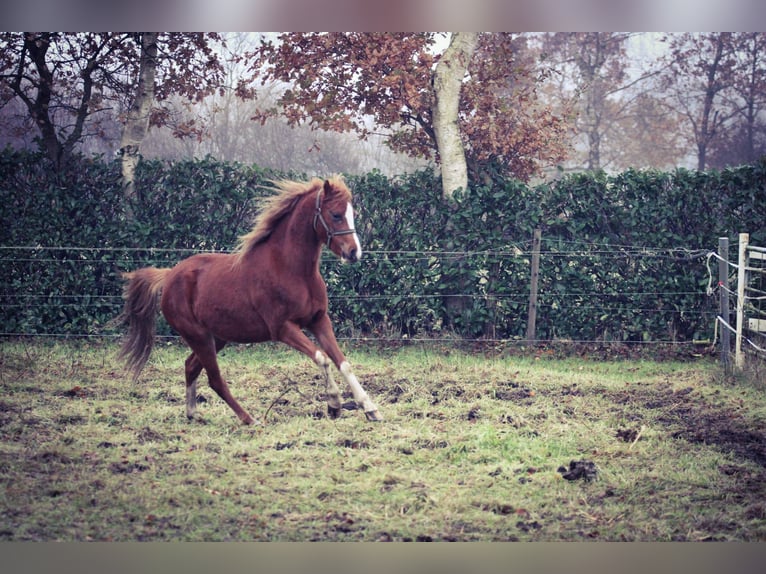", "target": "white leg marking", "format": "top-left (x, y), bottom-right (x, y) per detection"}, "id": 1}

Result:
top-left (186, 380), bottom-right (197, 418)
top-left (316, 351), bottom-right (341, 411)
top-left (340, 361), bottom-right (378, 414)
top-left (345, 203), bottom-right (362, 259)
